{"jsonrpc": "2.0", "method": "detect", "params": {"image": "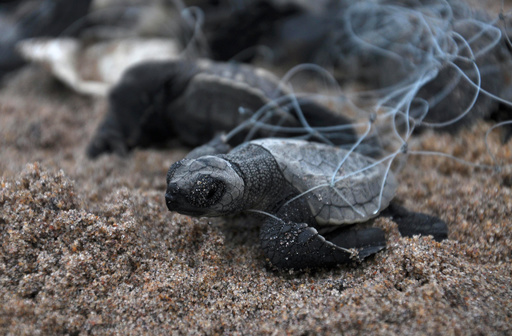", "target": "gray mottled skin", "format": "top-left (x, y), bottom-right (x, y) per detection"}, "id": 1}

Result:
top-left (166, 139), bottom-right (448, 270)
top-left (166, 142), bottom-right (292, 217)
